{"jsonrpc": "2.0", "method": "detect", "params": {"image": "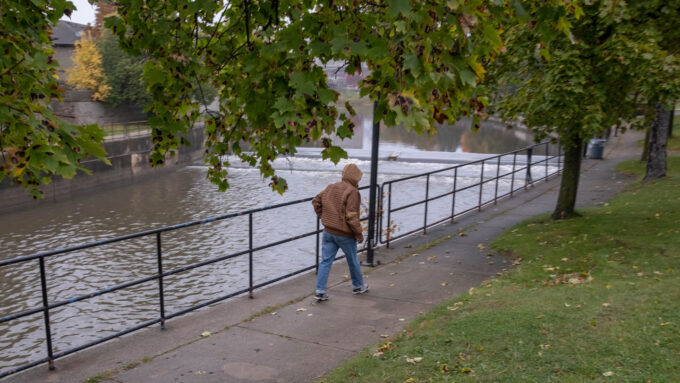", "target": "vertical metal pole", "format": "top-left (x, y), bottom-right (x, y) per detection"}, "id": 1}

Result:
top-left (494, 156), bottom-right (501, 204)
top-left (451, 168), bottom-right (458, 222)
top-left (365, 99), bottom-right (380, 266)
top-left (156, 232), bottom-right (166, 329)
top-left (39, 257), bottom-right (55, 371)
top-left (510, 152), bottom-right (517, 197)
top-left (526, 147), bottom-right (533, 189)
top-left (386, 183), bottom-right (392, 249)
top-left (423, 174), bottom-right (430, 234)
top-left (478, 160), bottom-right (485, 211)
top-left (315, 217), bottom-right (320, 273)
top-left (248, 214), bottom-right (254, 298)
top-left (545, 142), bottom-right (549, 180)
top-left (377, 185), bottom-right (383, 243)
